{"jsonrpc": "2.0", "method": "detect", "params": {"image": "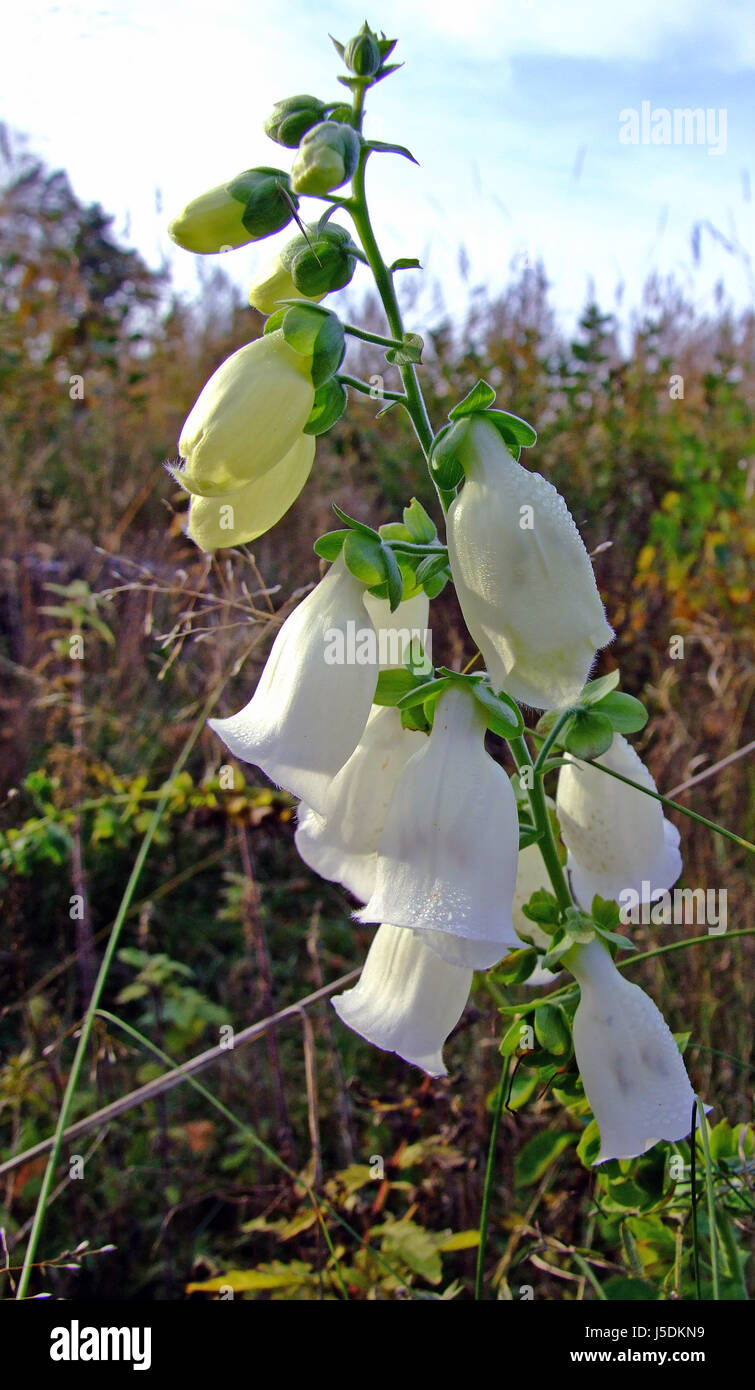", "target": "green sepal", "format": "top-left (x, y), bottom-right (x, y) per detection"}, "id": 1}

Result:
top-left (592, 691), bottom-right (648, 734)
top-left (313, 529), bottom-right (349, 561)
top-left (402, 497), bottom-right (437, 543)
top-left (448, 379), bottom-right (496, 420)
top-left (373, 668), bottom-right (428, 706)
top-left (281, 304), bottom-right (345, 387)
top-left (591, 895), bottom-right (621, 930)
top-left (304, 377), bottom-right (348, 435)
top-left (396, 674), bottom-right (454, 711)
top-left (539, 931), bottom-right (575, 972)
top-left (342, 530), bottom-right (403, 612)
top-left (563, 709), bottom-right (614, 759)
top-left (521, 890), bottom-right (560, 927)
top-left (227, 168), bottom-right (297, 239)
top-left (483, 408), bottom-right (537, 448)
top-left (429, 424), bottom-right (465, 489)
top-left (594, 925), bottom-right (637, 952)
top-left (400, 704), bottom-right (430, 733)
top-left (262, 308), bottom-right (286, 334)
top-left (518, 824), bottom-right (542, 851)
top-left (534, 1004), bottom-right (572, 1057)
top-left (471, 682), bottom-right (524, 739)
top-left (562, 907), bottom-right (596, 944)
top-left (493, 950), bottom-right (539, 988)
top-left (331, 502), bottom-right (378, 538)
top-left (414, 553), bottom-right (449, 587)
top-left (580, 670), bottom-right (621, 704)
top-left (385, 332), bottom-right (423, 366)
